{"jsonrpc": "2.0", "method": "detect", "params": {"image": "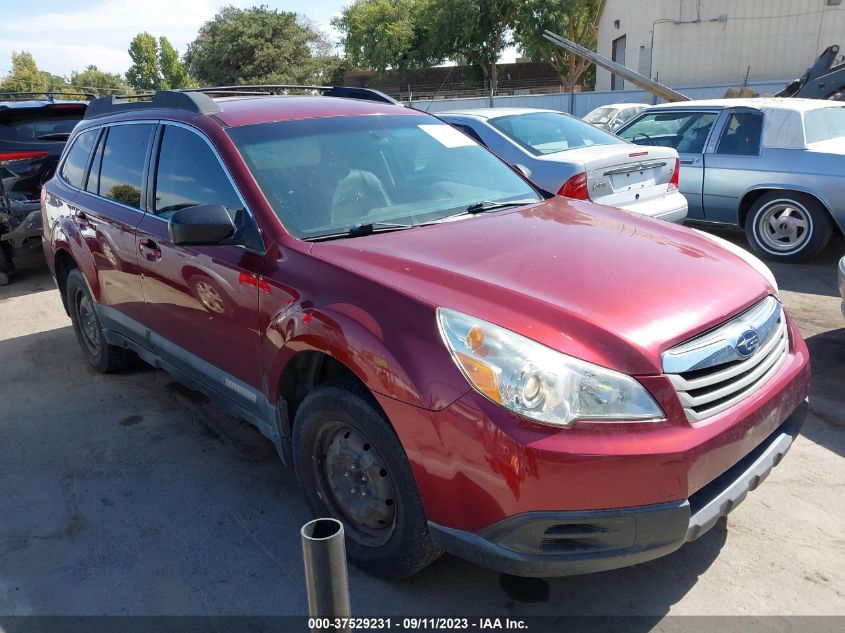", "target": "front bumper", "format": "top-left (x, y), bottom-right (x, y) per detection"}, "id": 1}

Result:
top-left (429, 399), bottom-right (808, 577)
